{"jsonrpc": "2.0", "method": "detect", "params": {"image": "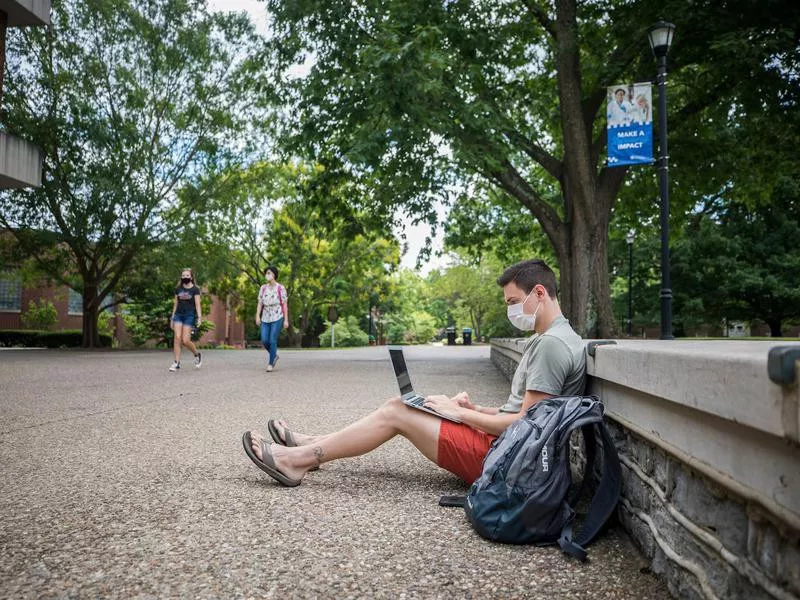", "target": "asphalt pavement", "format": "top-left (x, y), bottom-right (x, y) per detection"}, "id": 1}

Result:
top-left (0, 345), bottom-right (669, 599)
